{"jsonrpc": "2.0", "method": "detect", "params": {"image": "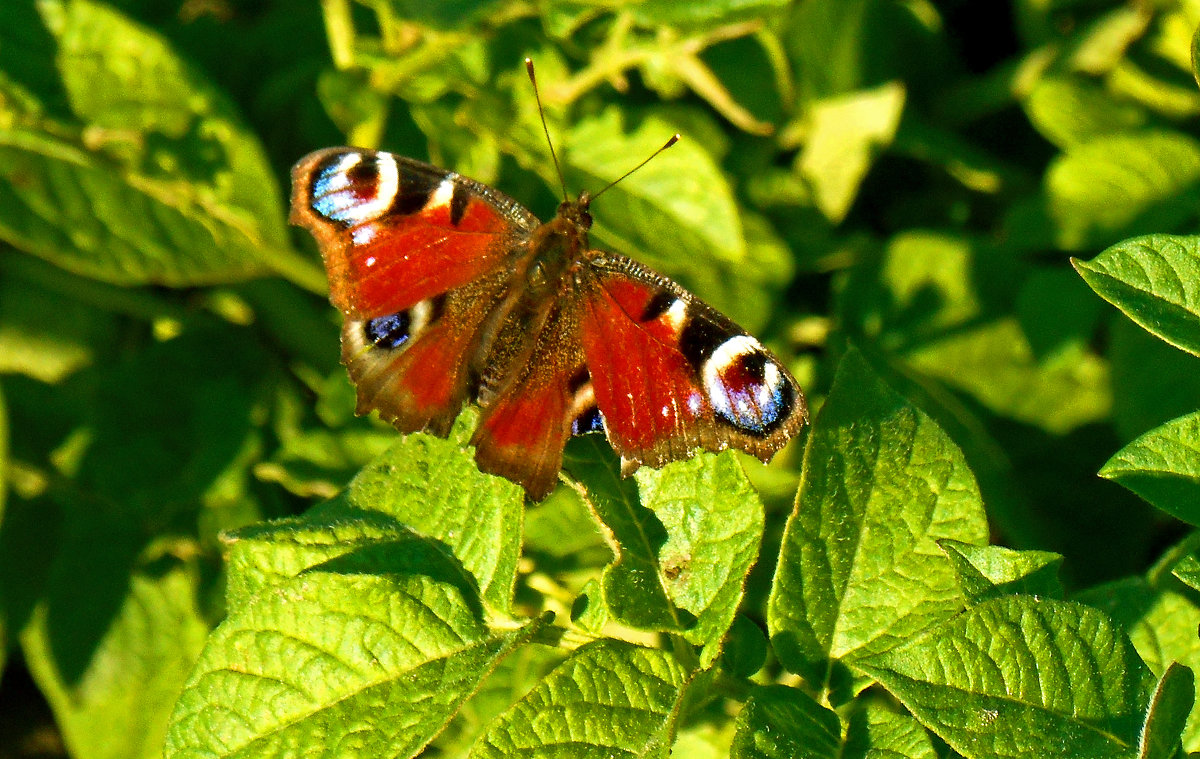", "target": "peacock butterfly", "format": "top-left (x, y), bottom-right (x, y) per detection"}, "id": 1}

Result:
top-left (289, 64), bottom-right (807, 500)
